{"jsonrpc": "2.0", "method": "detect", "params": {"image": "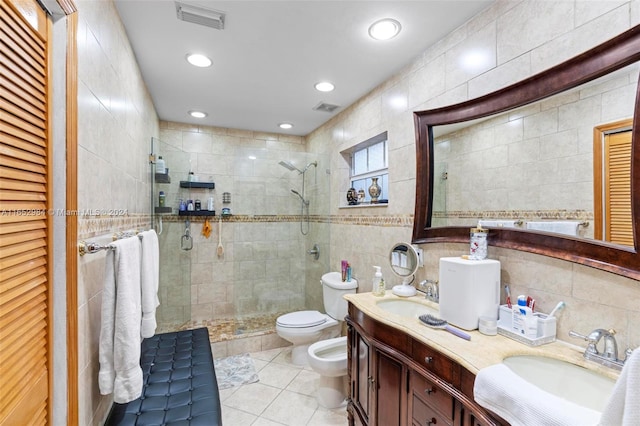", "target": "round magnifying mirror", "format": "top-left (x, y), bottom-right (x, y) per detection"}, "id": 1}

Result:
top-left (389, 243), bottom-right (418, 297)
